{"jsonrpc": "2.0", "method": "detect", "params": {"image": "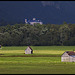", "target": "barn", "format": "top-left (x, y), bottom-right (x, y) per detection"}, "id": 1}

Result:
top-left (0, 45), bottom-right (1, 48)
top-left (25, 46), bottom-right (33, 54)
top-left (61, 51), bottom-right (75, 62)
